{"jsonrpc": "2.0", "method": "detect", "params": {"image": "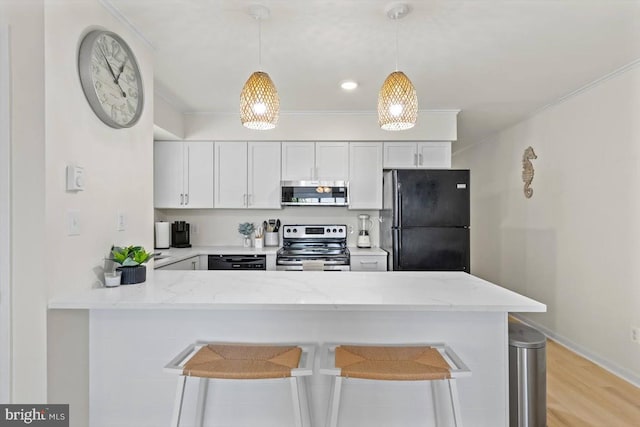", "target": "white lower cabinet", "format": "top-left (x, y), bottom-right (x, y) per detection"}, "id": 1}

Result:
top-left (350, 253), bottom-right (388, 271)
top-left (156, 256), bottom-right (200, 271)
